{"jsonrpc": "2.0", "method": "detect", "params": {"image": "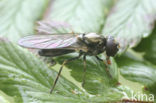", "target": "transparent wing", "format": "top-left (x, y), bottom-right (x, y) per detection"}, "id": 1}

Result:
top-left (18, 34), bottom-right (78, 49)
